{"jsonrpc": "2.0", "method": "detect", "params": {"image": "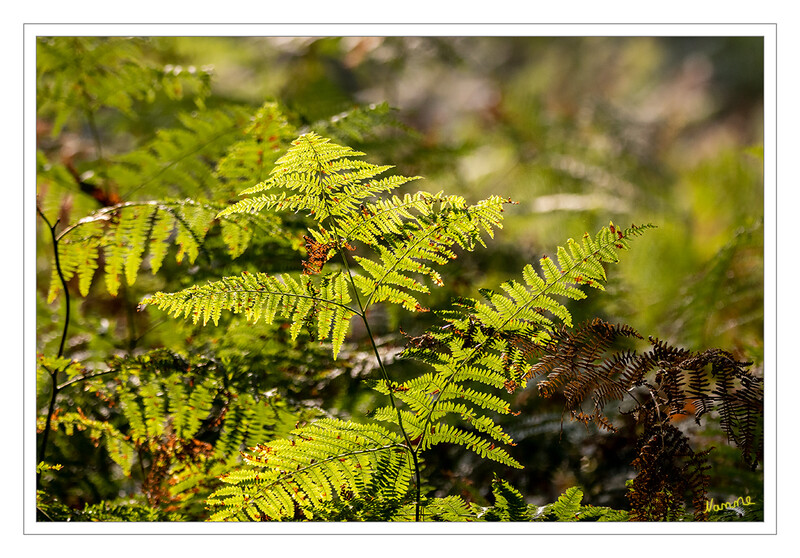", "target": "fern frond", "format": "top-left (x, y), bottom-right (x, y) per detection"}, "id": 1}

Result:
top-left (37, 37), bottom-right (211, 137)
top-left (216, 101), bottom-right (295, 192)
top-left (48, 199), bottom-right (281, 300)
top-left (420, 423), bottom-right (521, 467)
top-left (485, 478), bottom-right (532, 521)
top-left (527, 319), bottom-right (761, 519)
top-left (550, 486), bottom-right (583, 521)
top-left (141, 269), bottom-right (356, 358)
top-left (353, 195), bottom-right (508, 311)
top-left (217, 131), bottom-right (422, 223)
top-left (473, 222), bottom-right (653, 332)
top-left (533, 486), bottom-right (629, 522)
top-left (395, 495), bottom-right (480, 522)
top-left (206, 418), bottom-right (411, 521)
top-left (393, 223), bottom-right (651, 469)
top-left (37, 412), bottom-right (136, 476)
top-left (108, 106), bottom-right (250, 200)
top-left (46, 220), bottom-right (104, 302)
top-left (528, 319), bottom-right (763, 469)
